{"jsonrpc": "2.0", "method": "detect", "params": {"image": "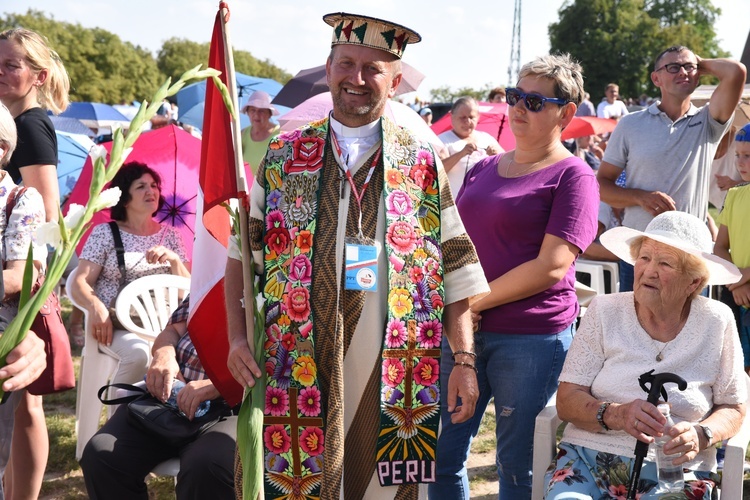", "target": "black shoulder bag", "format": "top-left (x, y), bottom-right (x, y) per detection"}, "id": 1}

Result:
top-left (97, 382), bottom-right (233, 447)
